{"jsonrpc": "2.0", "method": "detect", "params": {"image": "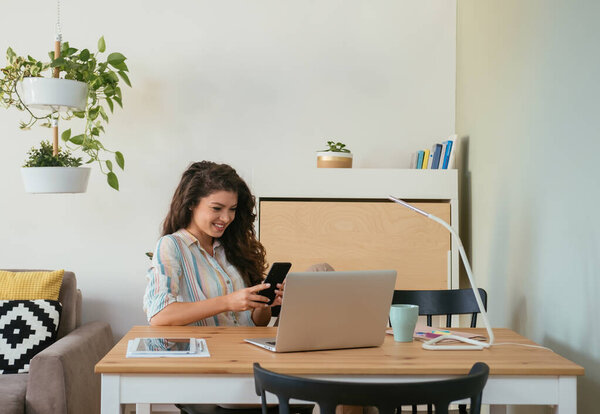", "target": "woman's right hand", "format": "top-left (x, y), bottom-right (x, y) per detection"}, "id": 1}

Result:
top-left (226, 283), bottom-right (271, 312)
